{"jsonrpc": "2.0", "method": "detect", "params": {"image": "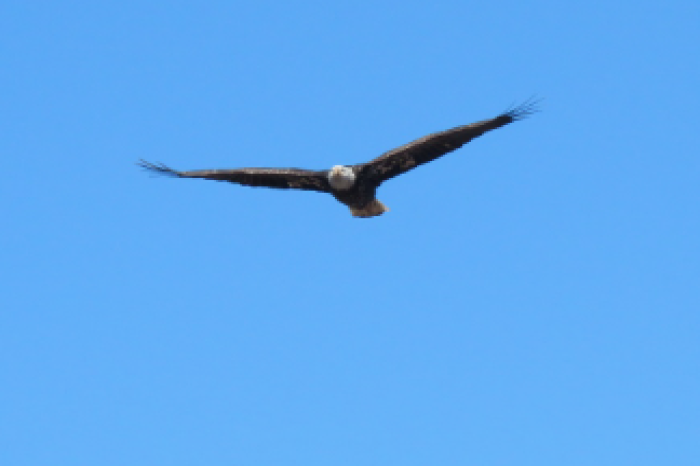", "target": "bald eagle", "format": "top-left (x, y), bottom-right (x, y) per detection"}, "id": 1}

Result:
top-left (139, 100), bottom-right (538, 217)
